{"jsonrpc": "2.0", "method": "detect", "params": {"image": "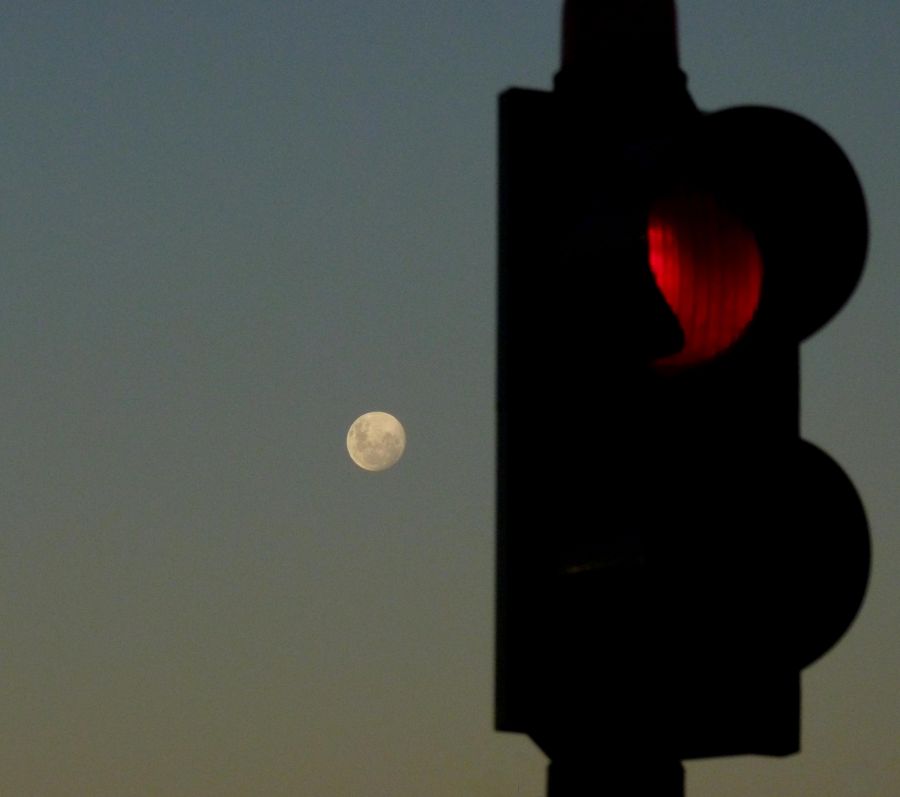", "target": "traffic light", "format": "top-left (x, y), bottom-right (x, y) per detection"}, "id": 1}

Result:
top-left (495, 0), bottom-right (870, 786)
